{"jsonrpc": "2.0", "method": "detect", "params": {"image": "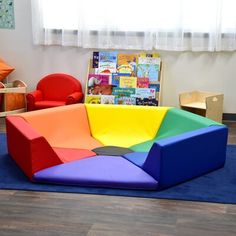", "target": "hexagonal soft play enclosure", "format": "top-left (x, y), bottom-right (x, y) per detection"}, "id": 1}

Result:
top-left (6, 104), bottom-right (228, 190)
